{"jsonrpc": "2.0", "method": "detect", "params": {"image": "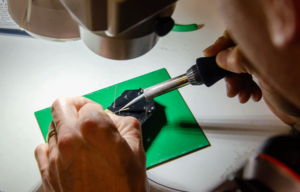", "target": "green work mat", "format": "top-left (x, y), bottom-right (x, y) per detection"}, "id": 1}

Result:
top-left (34, 68), bottom-right (210, 169)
